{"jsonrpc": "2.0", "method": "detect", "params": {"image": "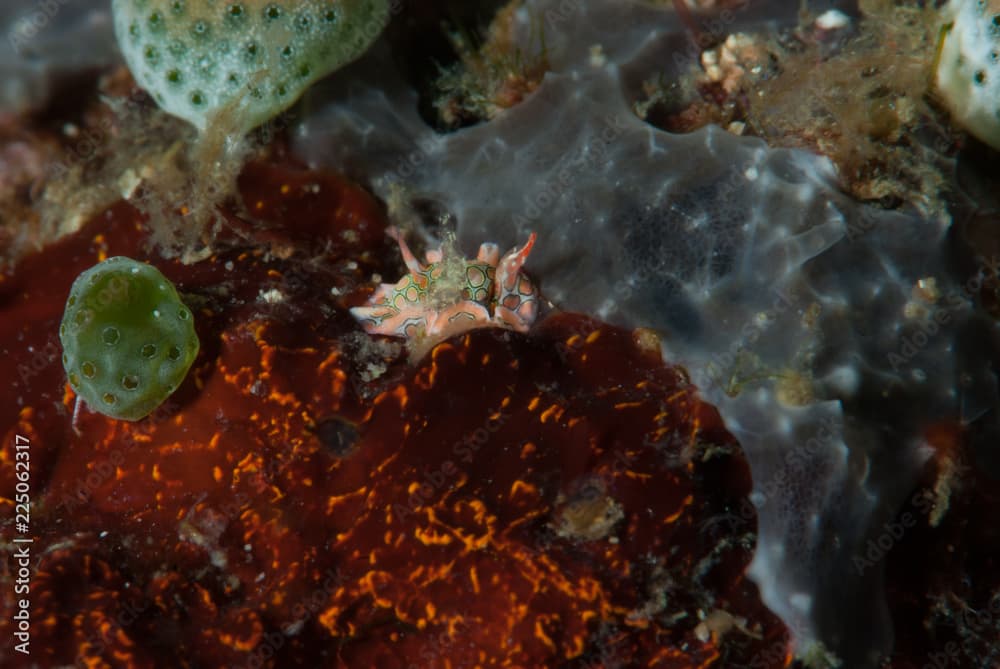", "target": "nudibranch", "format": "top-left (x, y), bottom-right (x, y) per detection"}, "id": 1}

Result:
top-left (351, 227), bottom-right (540, 340)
